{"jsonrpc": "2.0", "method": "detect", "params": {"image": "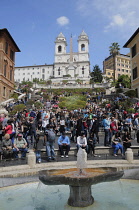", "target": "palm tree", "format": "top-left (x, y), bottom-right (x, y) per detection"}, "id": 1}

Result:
top-left (109, 42), bottom-right (120, 82)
